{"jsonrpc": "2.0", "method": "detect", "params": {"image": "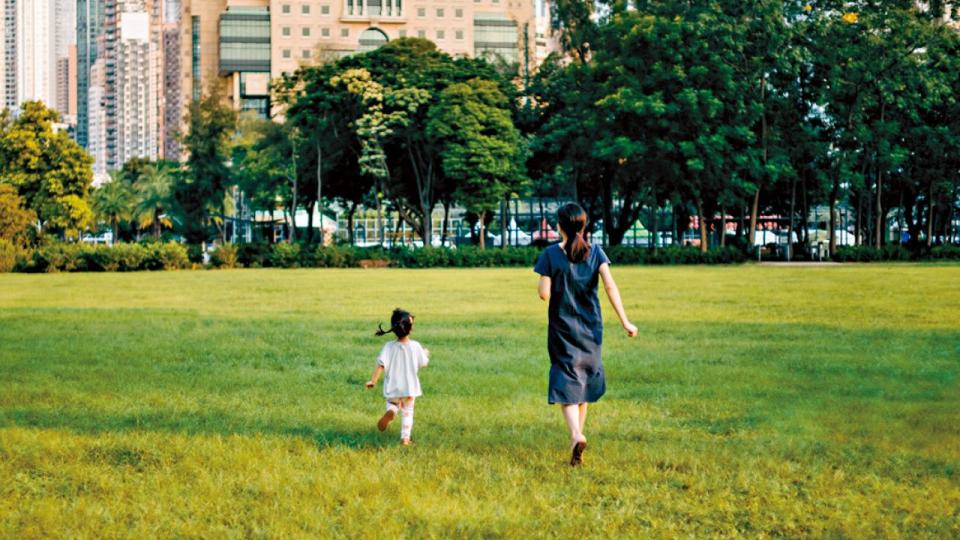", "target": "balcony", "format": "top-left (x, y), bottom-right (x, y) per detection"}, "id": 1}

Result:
top-left (340, 0), bottom-right (405, 23)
